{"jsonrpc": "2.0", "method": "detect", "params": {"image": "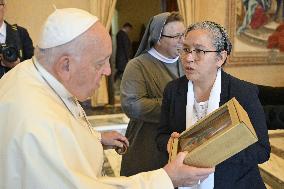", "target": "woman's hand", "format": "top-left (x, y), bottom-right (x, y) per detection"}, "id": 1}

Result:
top-left (167, 132), bottom-right (180, 153)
